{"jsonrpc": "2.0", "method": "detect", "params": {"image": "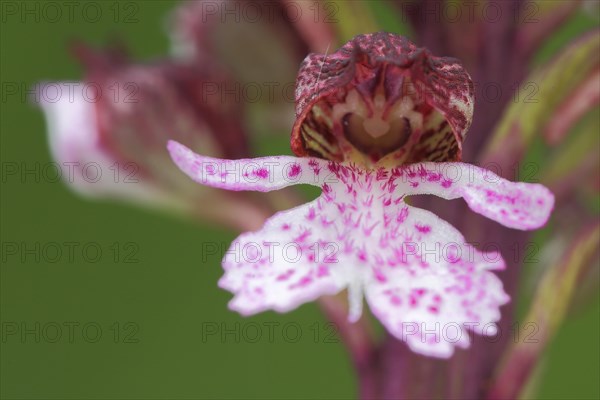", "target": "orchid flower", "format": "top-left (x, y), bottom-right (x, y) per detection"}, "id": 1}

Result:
top-left (37, 0), bottom-right (335, 231)
top-left (168, 33), bottom-right (554, 358)
top-left (38, 44), bottom-right (270, 229)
